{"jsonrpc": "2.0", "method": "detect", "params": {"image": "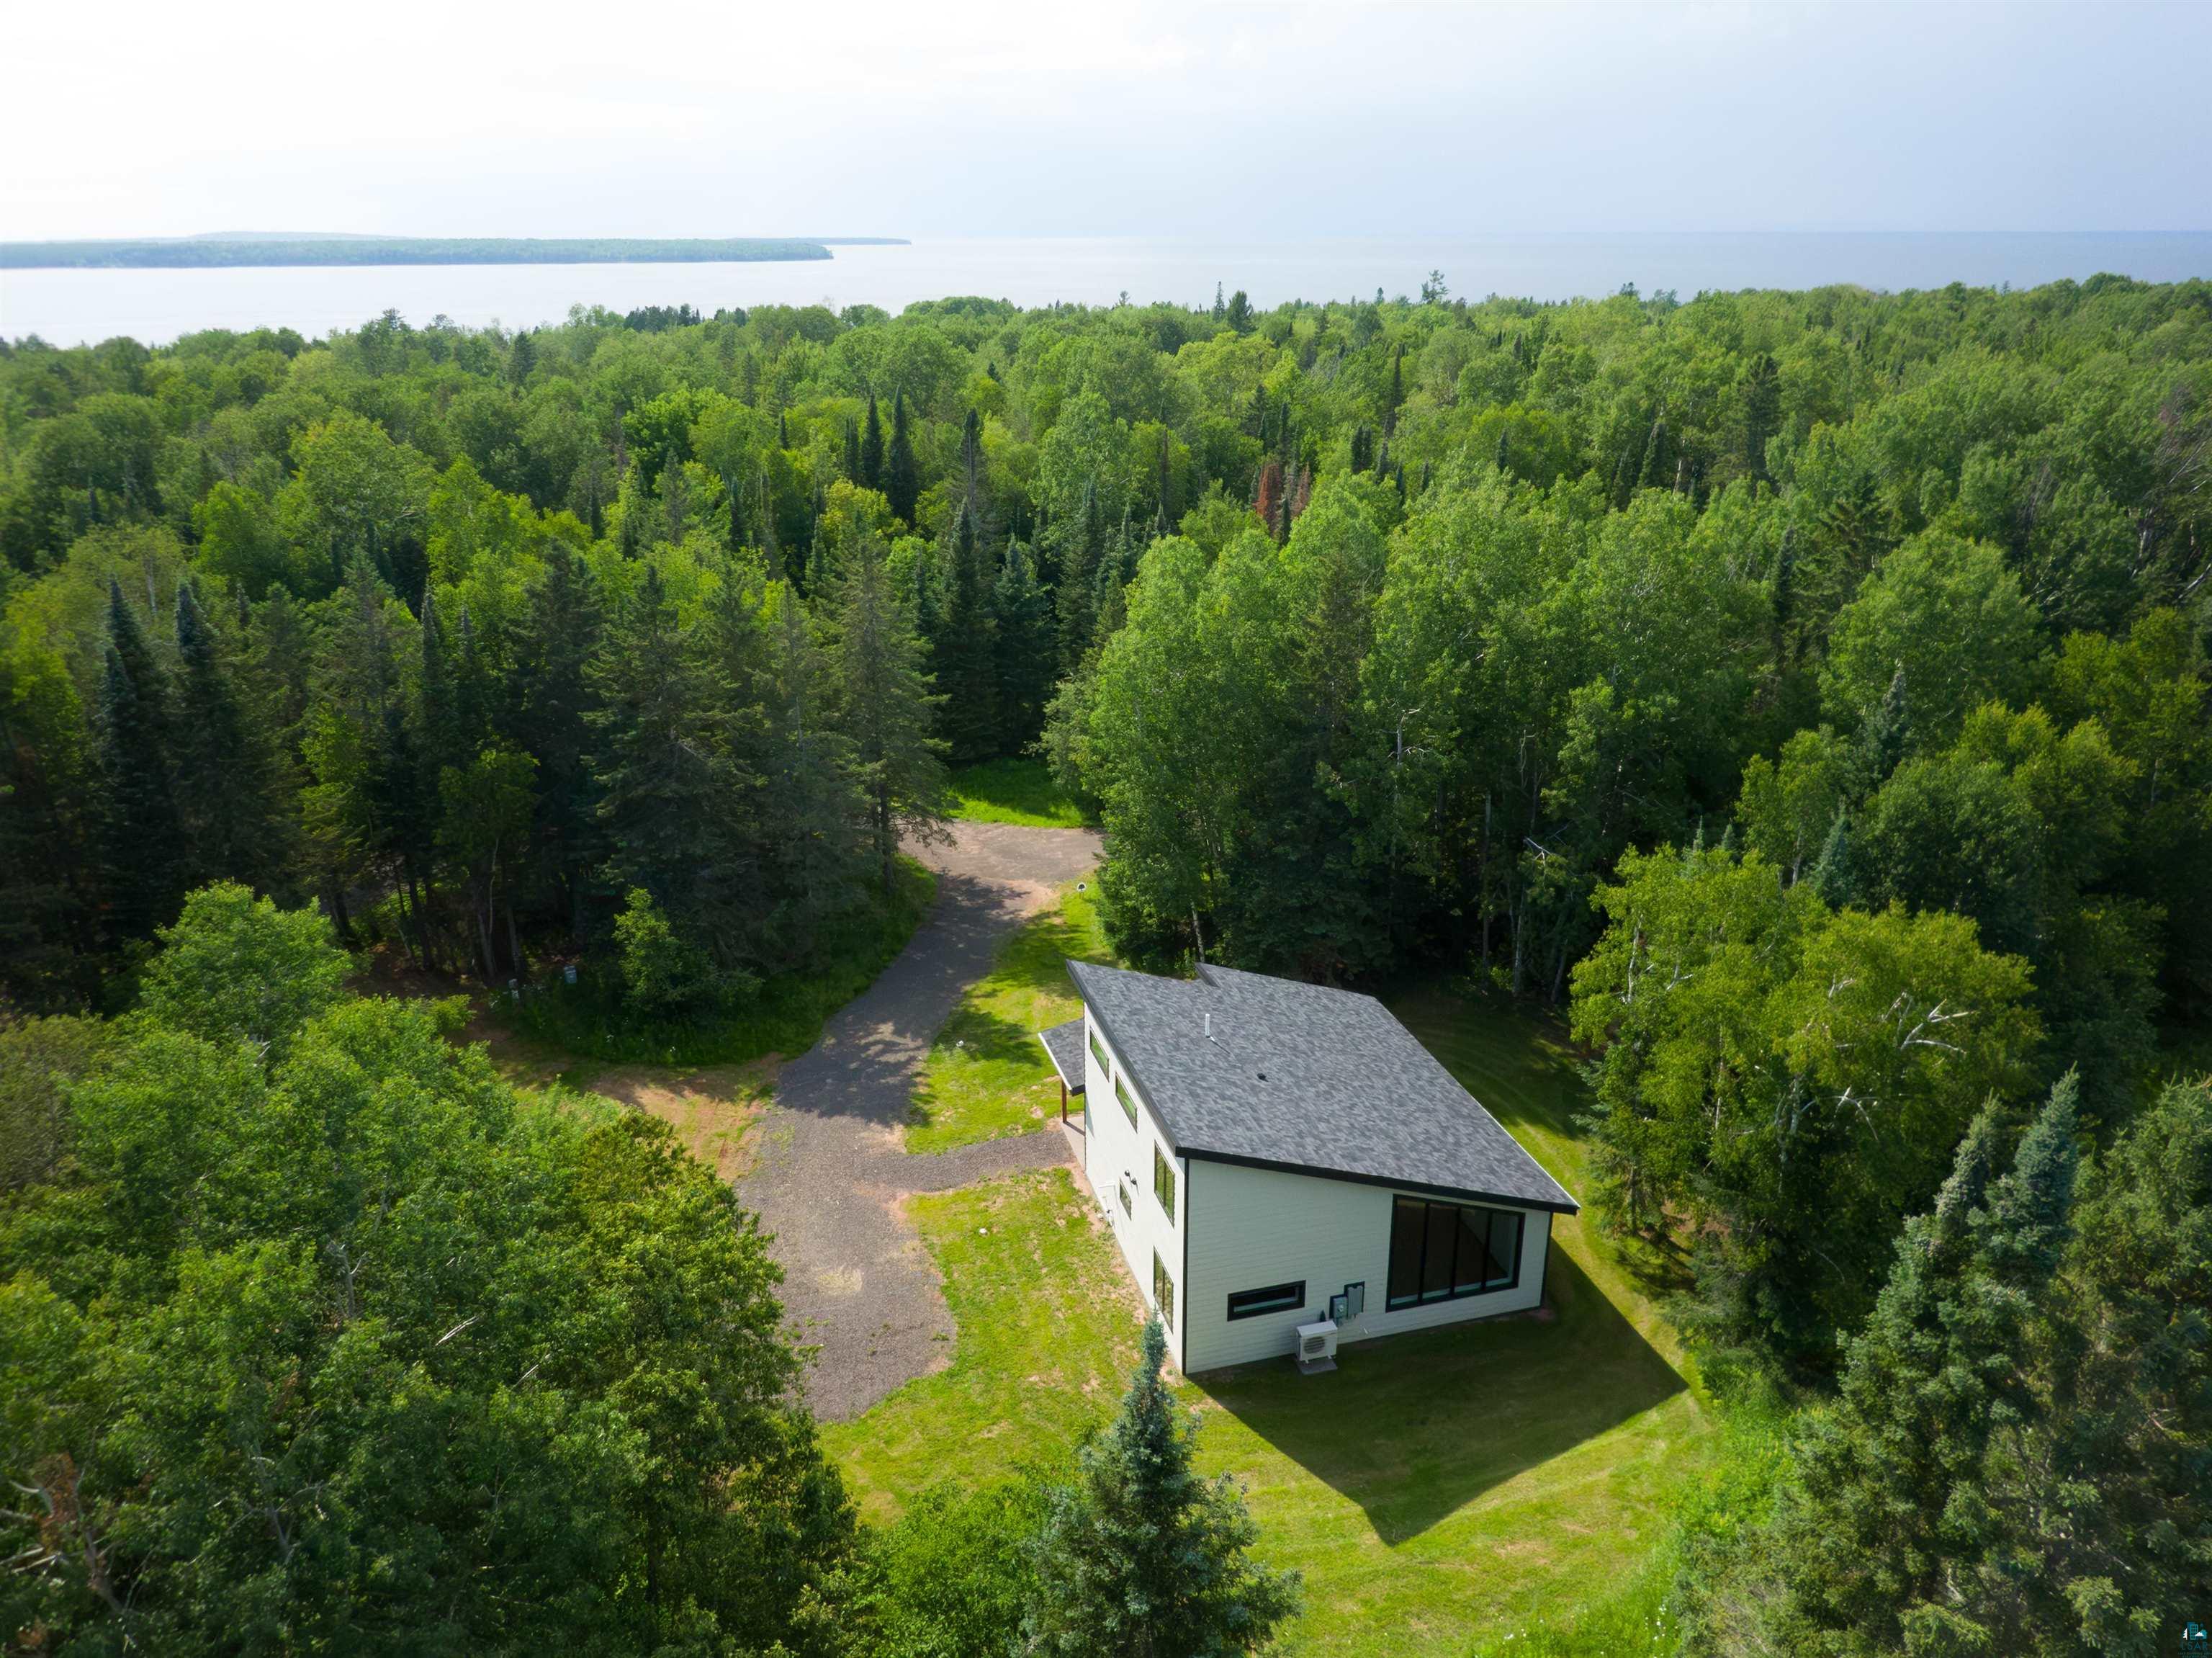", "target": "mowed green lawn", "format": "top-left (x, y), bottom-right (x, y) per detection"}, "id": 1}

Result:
top-left (945, 756), bottom-right (1092, 828)
top-left (904, 883), bottom-right (1113, 1153)
top-left (836, 984), bottom-right (1716, 1656)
